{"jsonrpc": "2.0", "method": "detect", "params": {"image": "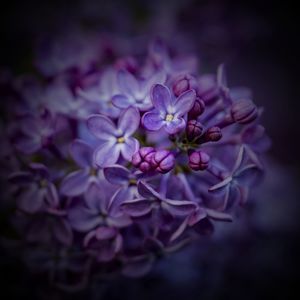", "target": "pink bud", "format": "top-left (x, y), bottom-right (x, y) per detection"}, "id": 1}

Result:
top-left (151, 150), bottom-right (175, 174)
top-left (172, 74), bottom-right (198, 97)
top-left (231, 99), bottom-right (258, 124)
top-left (189, 151), bottom-right (210, 171)
top-left (186, 120), bottom-right (204, 140)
